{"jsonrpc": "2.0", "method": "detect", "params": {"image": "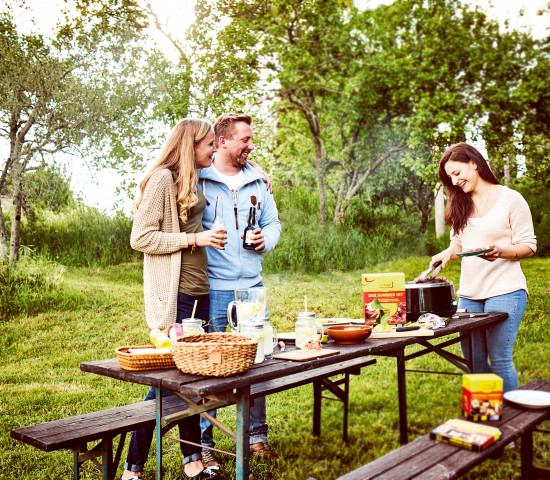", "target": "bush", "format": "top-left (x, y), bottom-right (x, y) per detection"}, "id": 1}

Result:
top-left (16, 205), bottom-right (140, 267)
top-left (263, 186), bottom-right (425, 272)
top-left (0, 252), bottom-right (83, 320)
